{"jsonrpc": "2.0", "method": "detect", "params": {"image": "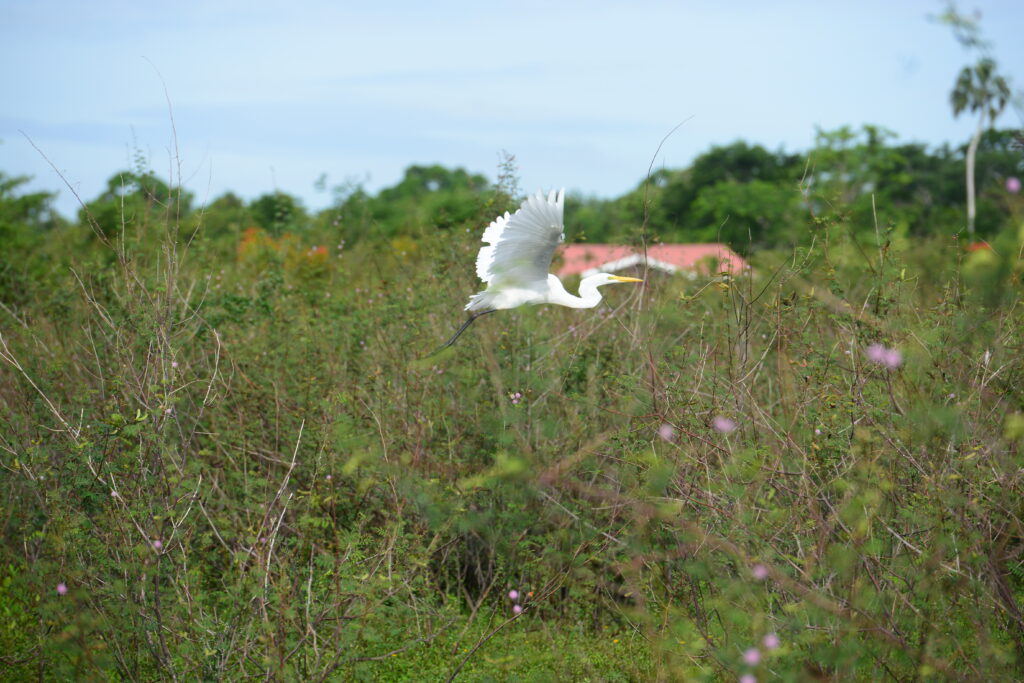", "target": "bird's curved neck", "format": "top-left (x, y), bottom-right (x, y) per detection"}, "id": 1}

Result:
top-left (547, 275), bottom-right (602, 309)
